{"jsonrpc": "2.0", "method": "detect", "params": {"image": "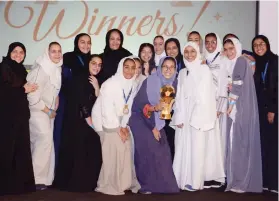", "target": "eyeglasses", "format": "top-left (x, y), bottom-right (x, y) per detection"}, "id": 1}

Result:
top-left (162, 66), bottom-right (175, 70)
top-left (253, 43), bottom-right (266, 49)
